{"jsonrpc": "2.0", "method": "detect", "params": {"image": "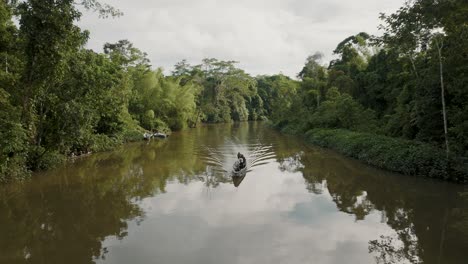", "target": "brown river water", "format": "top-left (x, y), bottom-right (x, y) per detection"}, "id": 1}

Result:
top-left (1, 122), bottom-right (467, 264)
